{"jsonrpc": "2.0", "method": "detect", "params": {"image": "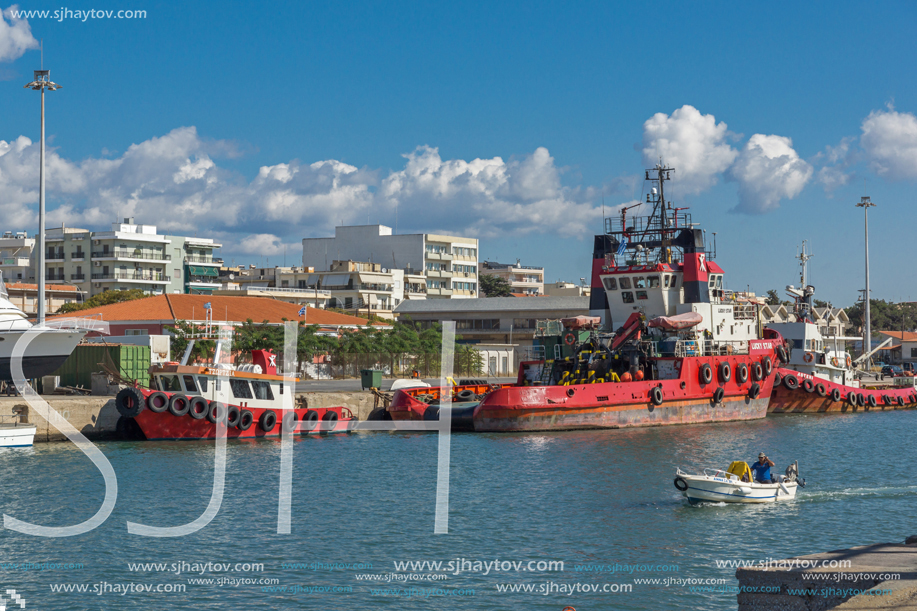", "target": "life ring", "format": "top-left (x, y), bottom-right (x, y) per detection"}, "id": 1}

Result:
top-left (763, 357), bottom-right (773, 376)
top-left (736, 363), bottom-right (748, 384)
top-left (651, 386), bottom-right (663, 406)
top-left (802, 379), bottom-right (814, 393)
top-left (815, 383), bottom-right (827, 397)
top-left (238, 409), bottom-right (254, 430)
top-left (804, 352), bottom-right (814, 363)
top-left (302, 409), bottom-right (319, 432)
top-left (563, 332), bottom-right (577, 346)
top-left (116, 387), bottom-right (146, 419)
top-left (846, 356), bottom-right (852, 368)
top-left (673, 476), bottom-right (689, 492)
top-left (752, 362), bottom-right (763, 382)
top-left (784, 375), bottom-right (799, 390)
top-left (698, 364), bottom-right (713, 385)
top-left (831, 357), bottom-right (839, 368)
top-left (831, 388), bottom-right (841, 402)
top-left (189, 397), bottom-right (209, 420)
top-left (259, 410), bottom-right (277, 432)
top-left (168, 393), bottom-right (190, 417)
top-left (321, 410), bottom-right (339, 433)
top-left (748, 383), bottom-right (760, 399)
top-left (712, 387), bottom-right (725, 404)
top-left (719, 362), bottom-right (732, 383)
top-left (146, 391), bottom-right (168, 413)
